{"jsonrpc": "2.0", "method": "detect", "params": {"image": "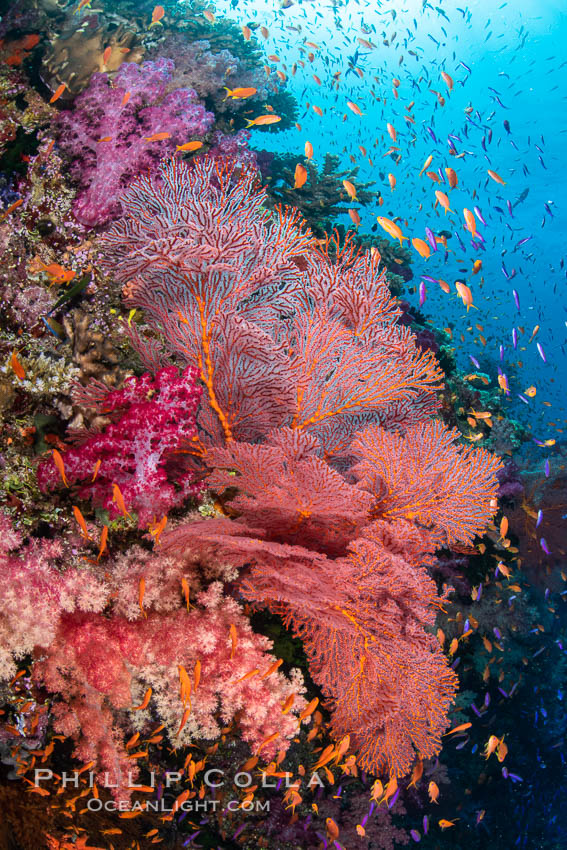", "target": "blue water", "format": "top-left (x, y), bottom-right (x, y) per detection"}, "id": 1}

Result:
top-left (213, 0), bottom-right (567, 444)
